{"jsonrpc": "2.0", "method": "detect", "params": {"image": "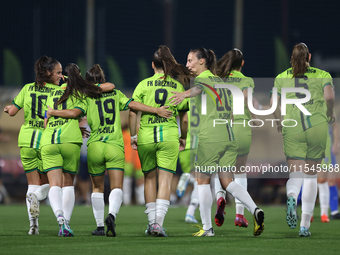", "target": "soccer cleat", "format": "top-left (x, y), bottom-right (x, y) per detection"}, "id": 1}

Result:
top-left (299, 227), bottom-right (311, 237)
top-left (150, 223), bottom-right (167, 237)
top-left (330, 212), bottom-right (340, 220)
top-left (235, 214), bottom-right (249, 228)
top-left (192, 227), bottom-right (215, 237)
top-left (286, 196), bottom-right (297, 229)
top-left (28, 225), bottom-right (39, 235)
top-left (145, 225), bottom-right (153, 235)
top-left (58, 215), bottom-right (74, 237)
top-left (214, 197), bottom-right (226, 227)
top-left (253, 208), bottom-right (265, 236)
top-left (92, 227), bottom-right (105, 236)
top-left (27, 193), bottom-right (40, 219)
top-left (185, 215), bottom-right (198, 224)
top-left (176, 173), bottom-right (191, 197)
top-left (105, 213), bottom-right (116, 237)
top-left (321, 214), bottom-right (329, 223)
